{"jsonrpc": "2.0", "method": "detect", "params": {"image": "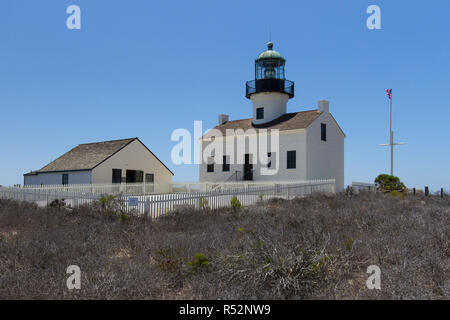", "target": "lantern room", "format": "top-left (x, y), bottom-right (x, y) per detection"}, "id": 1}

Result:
top-left (246, 42), bottom-right (294, 99)
top-left (255, 42), bottom-right (285, 80)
